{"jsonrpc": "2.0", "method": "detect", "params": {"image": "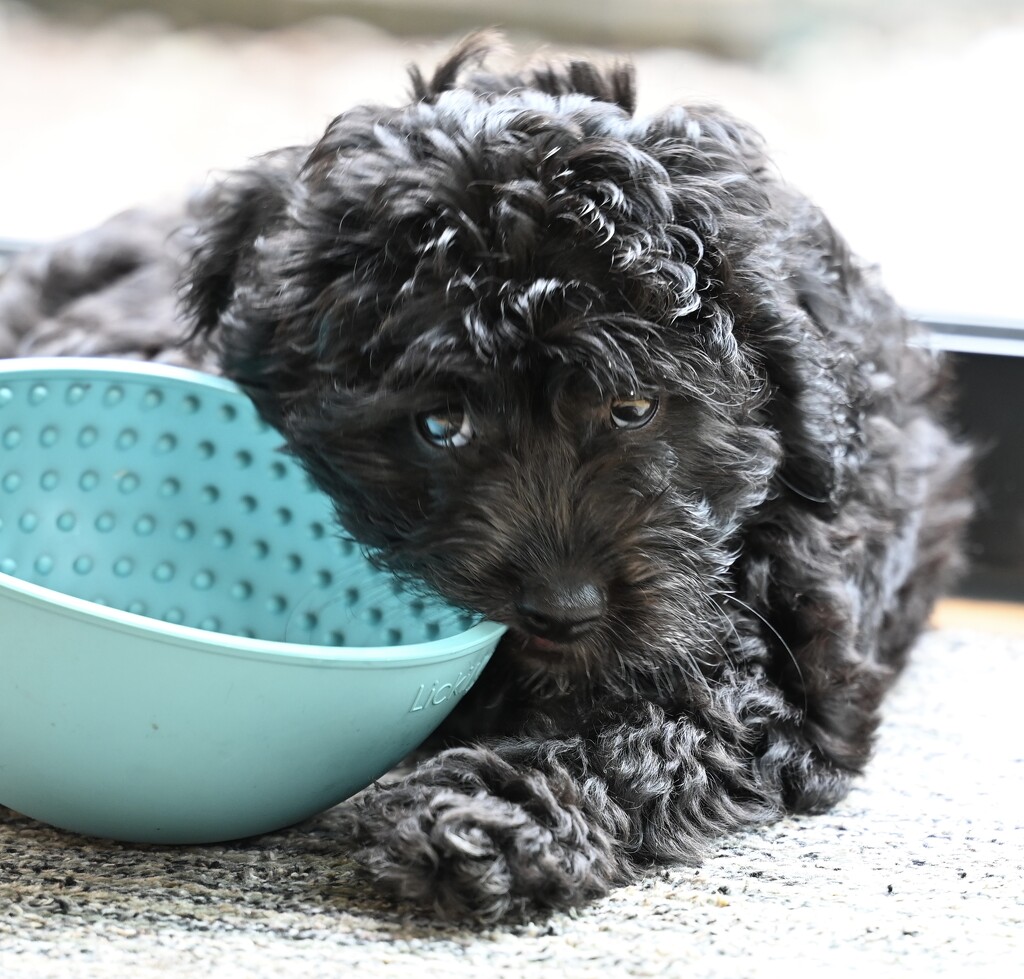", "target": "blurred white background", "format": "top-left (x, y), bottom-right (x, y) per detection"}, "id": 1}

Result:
top-left (1, 0), bottom-right (1022, 320)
